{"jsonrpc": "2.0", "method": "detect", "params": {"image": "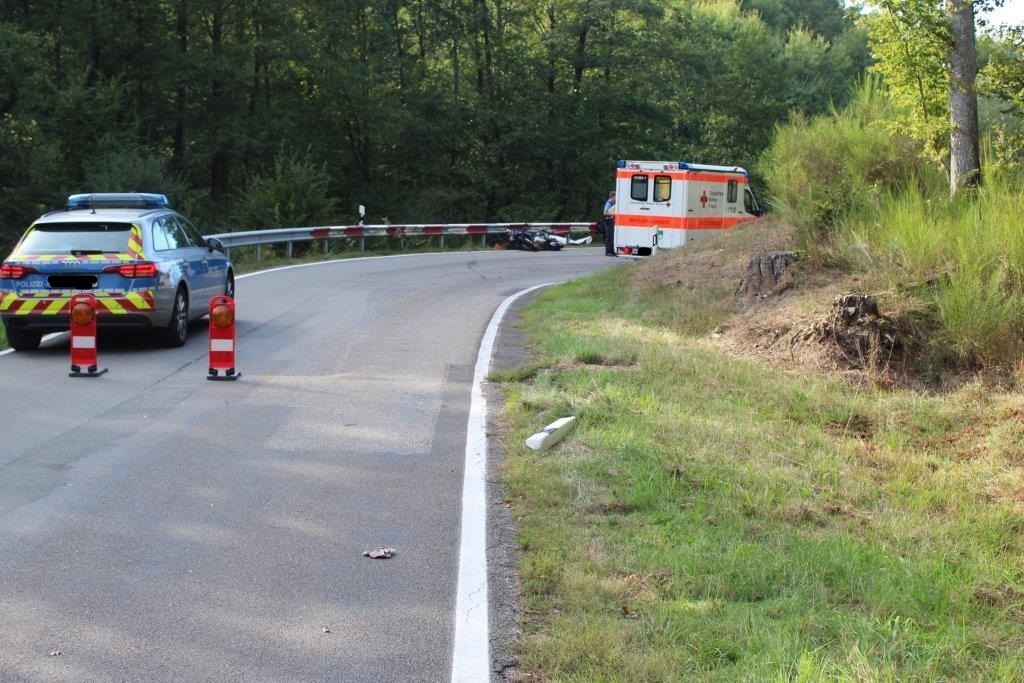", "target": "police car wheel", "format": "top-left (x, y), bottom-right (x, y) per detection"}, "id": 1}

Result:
top-left (159, 287), bottom-right (189, 348)
top-left (225, 272), bottom-right (235, 299)
top-left (6, 327), bottom-right (42, 351)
